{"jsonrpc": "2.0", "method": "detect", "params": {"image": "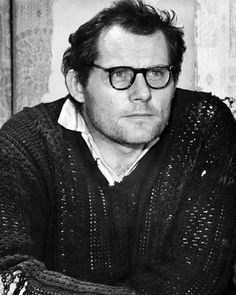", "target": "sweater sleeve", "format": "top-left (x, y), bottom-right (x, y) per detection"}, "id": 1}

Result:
top-left (0, 129), bottom-right (134, 295)
top-left (127, 101), bottom-right (236, 294)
